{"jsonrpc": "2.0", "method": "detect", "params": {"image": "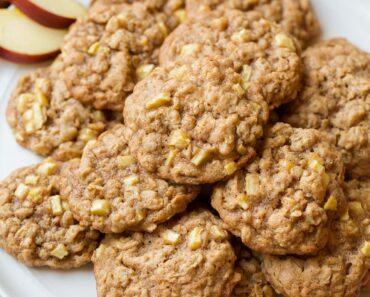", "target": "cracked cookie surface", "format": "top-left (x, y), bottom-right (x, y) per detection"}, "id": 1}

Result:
top-left (124, 57), bottom-right (269, 184)
top-left (54, 0), bottom-right (185, 111)
top-left (6, 68), bottom-right (116, 161)
top-left (185, 0), bottom-right (320, 49)
top-left (159, 8), bottom-right (302, 109)
top-left (92, 209), bottom-right (240, 297)
top-left (281, 39), bottom-right (370, 178)
top-left (211, 123), bottom-right (346, 255)
top-left (0, 159), bottom-right (100, 269)
top-left (61, 124), bottom-right (199, 233)
top-left (262, 179), bottom-right (370, 297)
